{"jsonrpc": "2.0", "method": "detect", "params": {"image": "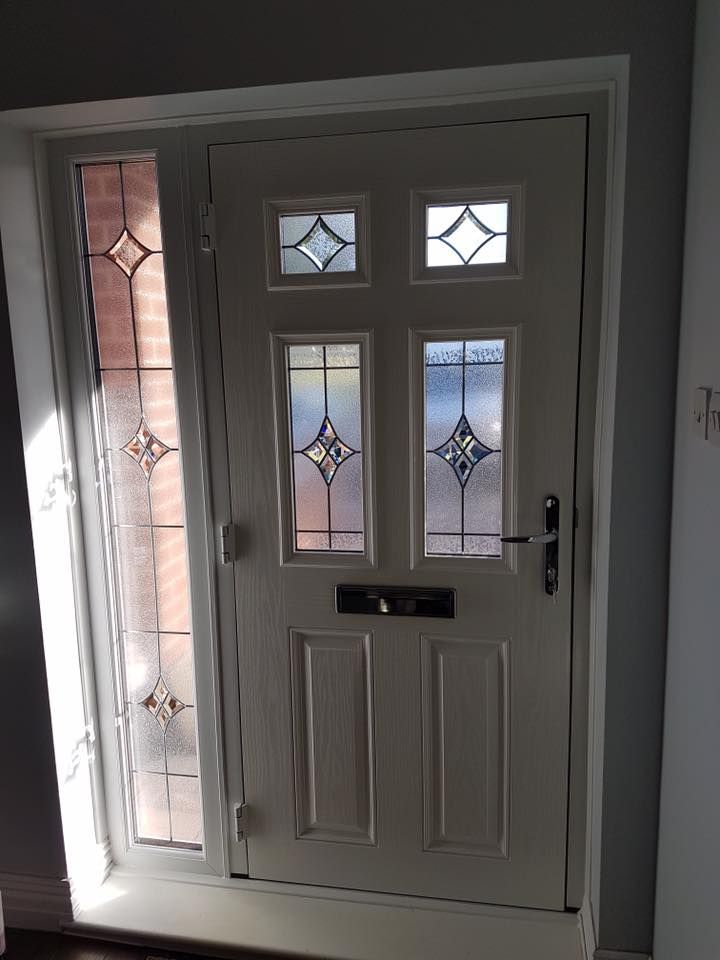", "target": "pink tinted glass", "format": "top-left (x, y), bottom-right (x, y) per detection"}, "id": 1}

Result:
top-left (79, 160), bottom-right (201, 849)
